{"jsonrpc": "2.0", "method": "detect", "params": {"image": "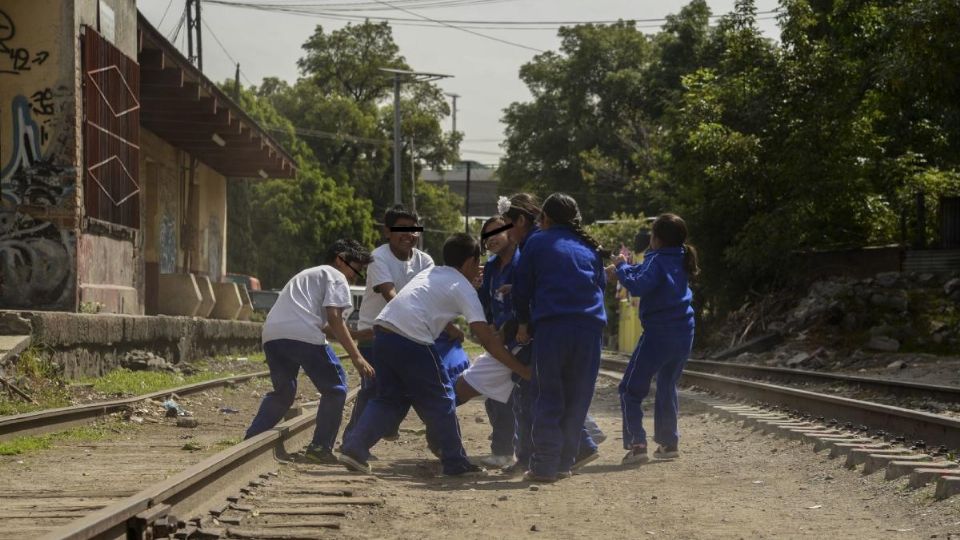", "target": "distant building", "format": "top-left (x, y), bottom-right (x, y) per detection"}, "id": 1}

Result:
top-left (0, 1), bottom-right (295, 318)
top-left (421, 161), bottom-right (499, 217)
